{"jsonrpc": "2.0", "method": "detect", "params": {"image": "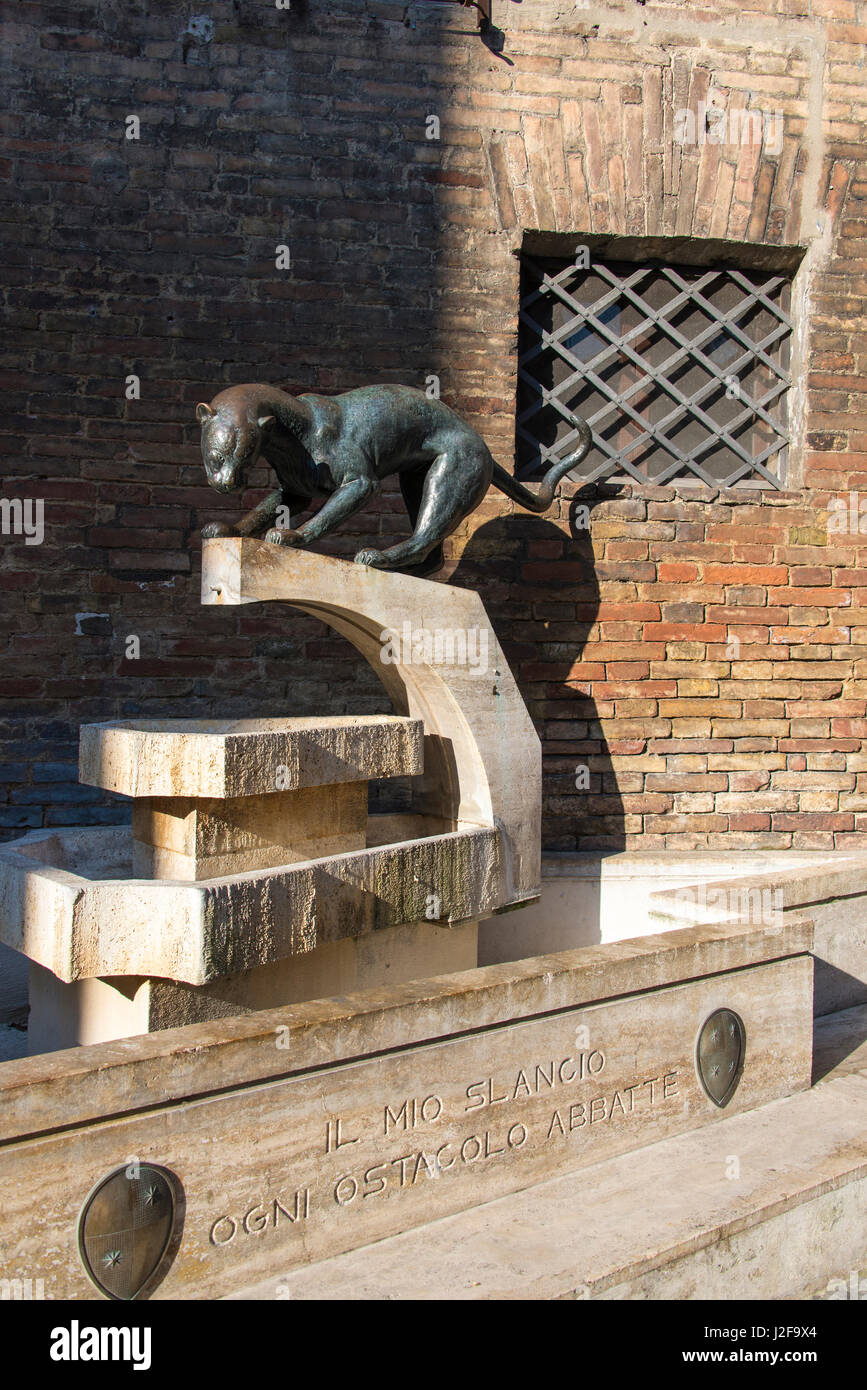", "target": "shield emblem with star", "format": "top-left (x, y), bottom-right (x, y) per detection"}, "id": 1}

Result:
top-left (696, 1008), bottom-right (746, 1107)
top-left (78, 1163), bottom-right (181, 1300)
